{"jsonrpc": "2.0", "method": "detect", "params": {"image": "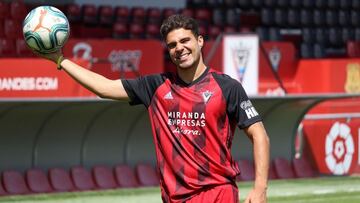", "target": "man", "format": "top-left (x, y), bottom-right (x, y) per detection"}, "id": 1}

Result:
top-left (40, 14), bottom-right (269, 203)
